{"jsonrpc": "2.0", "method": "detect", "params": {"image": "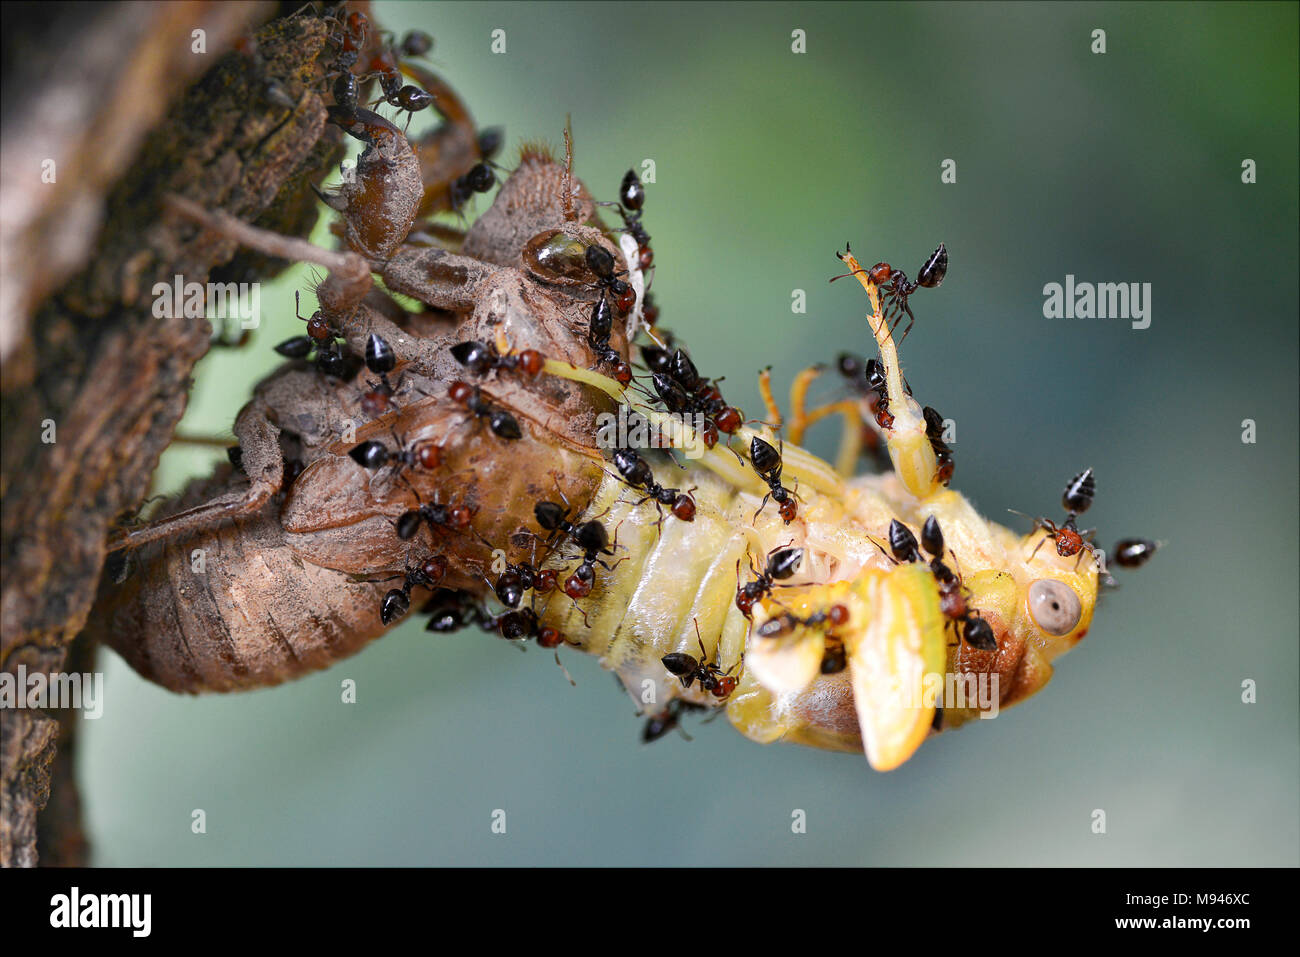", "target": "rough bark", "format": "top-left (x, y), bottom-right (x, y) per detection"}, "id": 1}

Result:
top-left (0, 1), bottom-right (345, 867)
